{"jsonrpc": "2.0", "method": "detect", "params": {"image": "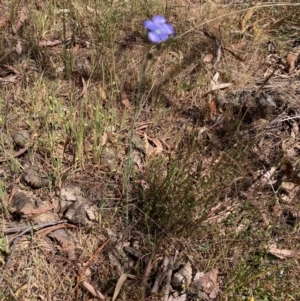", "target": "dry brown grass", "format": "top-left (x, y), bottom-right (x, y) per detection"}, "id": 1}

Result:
top-left (1, 0), bottom-right (300, 300)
